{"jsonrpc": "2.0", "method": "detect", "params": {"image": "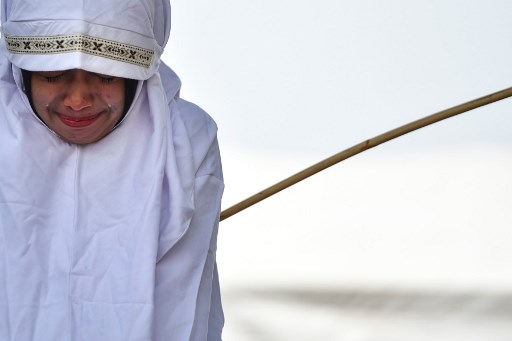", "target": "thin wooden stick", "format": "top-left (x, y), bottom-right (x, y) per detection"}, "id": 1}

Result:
top-left (220, 86), bottom-right (512, 221)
